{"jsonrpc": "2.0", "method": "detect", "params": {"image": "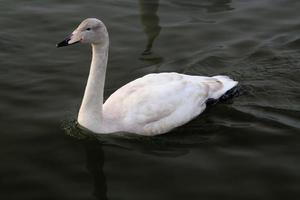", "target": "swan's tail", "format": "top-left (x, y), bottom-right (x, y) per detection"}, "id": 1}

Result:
top-left (218, 84), bottom-right (242, 102)
top-left (213, 75), bottom-right (238, 95)
top-left (206, 75), bottom-right (239, 105)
